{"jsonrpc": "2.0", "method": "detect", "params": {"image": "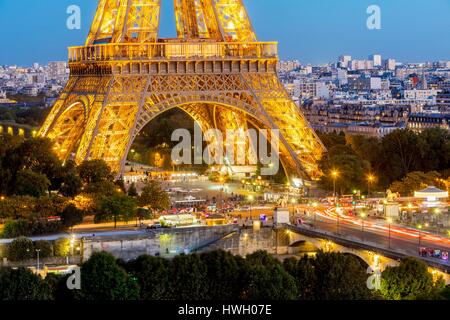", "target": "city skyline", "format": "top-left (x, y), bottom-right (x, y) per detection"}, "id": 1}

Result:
top-left (1, 0), bottom-right (450, 66)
